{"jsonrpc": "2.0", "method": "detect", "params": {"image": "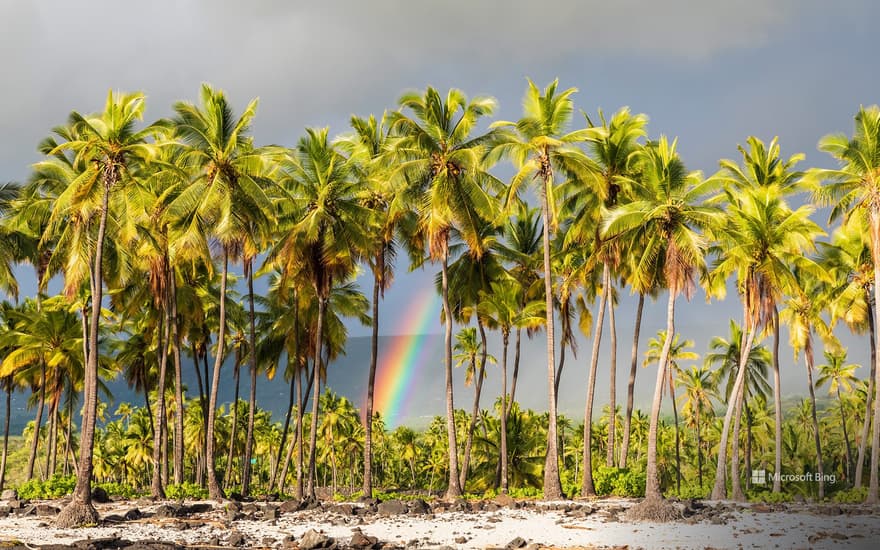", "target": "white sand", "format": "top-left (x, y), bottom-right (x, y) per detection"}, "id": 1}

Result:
top-left (0, 498), bottom-right (878, 549)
